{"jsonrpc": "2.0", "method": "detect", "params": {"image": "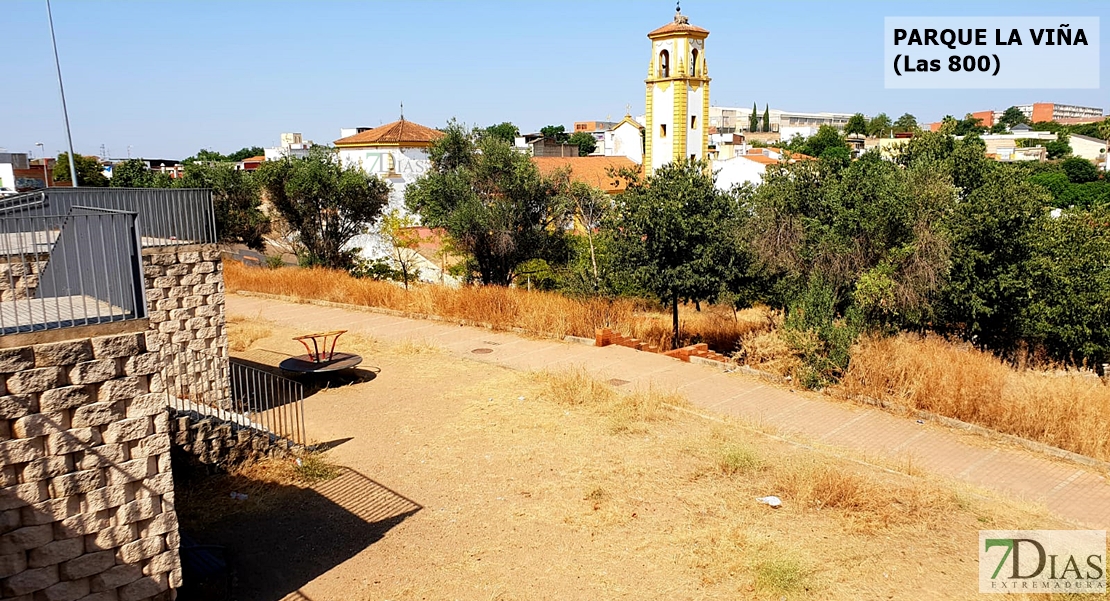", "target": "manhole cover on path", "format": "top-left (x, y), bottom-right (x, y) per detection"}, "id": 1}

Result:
top-left (607, 378), bottom-right (630, 386)
top-left (471, 348), bottom-right (494, 355)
